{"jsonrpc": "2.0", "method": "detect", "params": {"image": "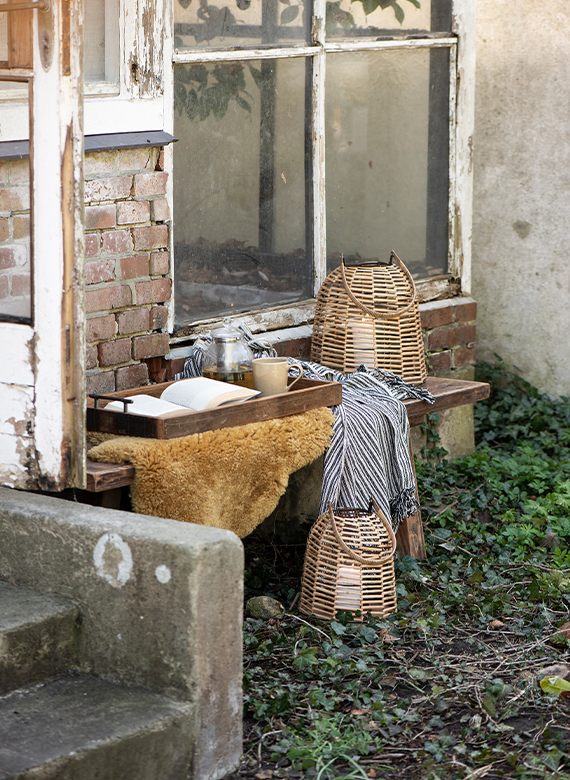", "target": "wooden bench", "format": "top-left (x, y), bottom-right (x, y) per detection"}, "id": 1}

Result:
top-left (85, 376), bottom-right (490, 555)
